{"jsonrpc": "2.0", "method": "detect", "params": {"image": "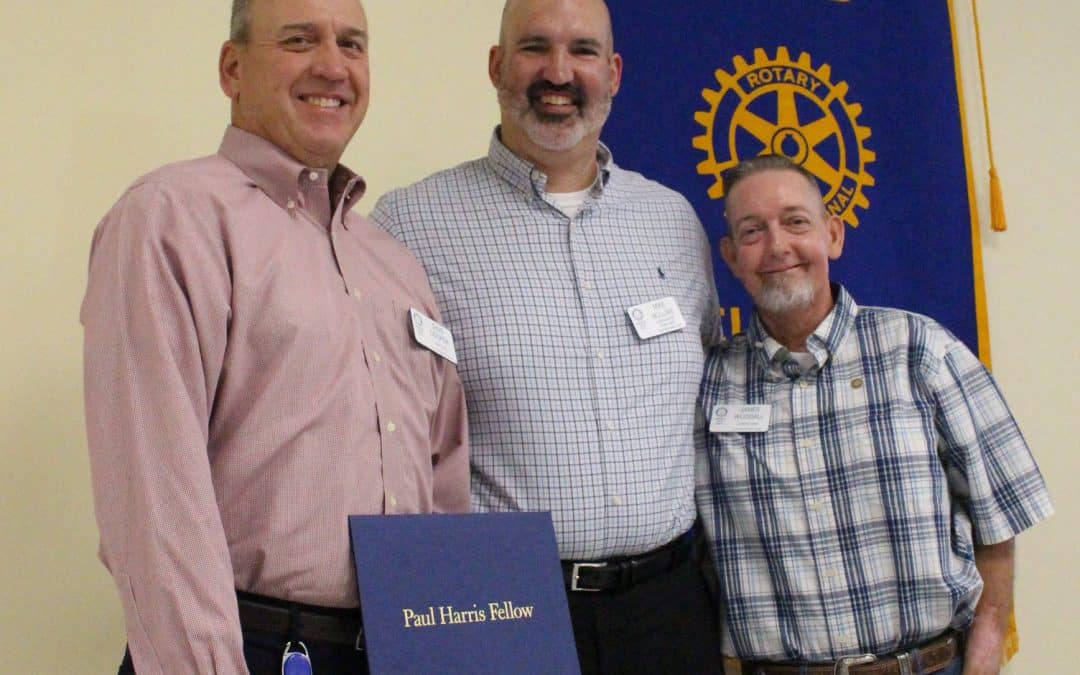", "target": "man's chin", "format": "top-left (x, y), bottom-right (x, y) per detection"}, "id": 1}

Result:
top-left (755, 283), bottom-right (816, 315)
top-left (523, 120), bottom-right (587, 153)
